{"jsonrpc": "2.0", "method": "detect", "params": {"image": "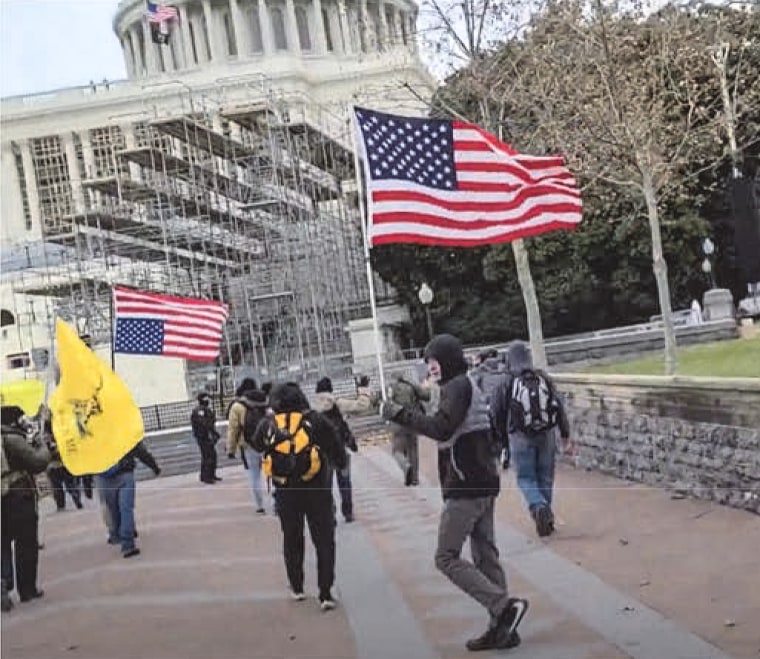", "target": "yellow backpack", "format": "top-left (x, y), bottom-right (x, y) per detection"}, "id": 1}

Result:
top-left (261, 412), bottom-right (321, 486)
